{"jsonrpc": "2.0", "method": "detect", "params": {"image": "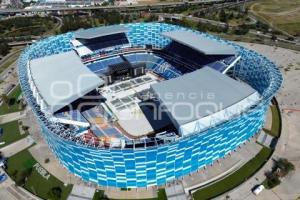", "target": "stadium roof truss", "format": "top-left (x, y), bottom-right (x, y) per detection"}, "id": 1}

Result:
top-left (162, 30), bottom-right (236, 55)
top-left (28, 51), bottom-right (105, 113)
top-left (151, 67), bottom-right (261, 136)
top-left (74, 25), bottom-right (129, 40)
